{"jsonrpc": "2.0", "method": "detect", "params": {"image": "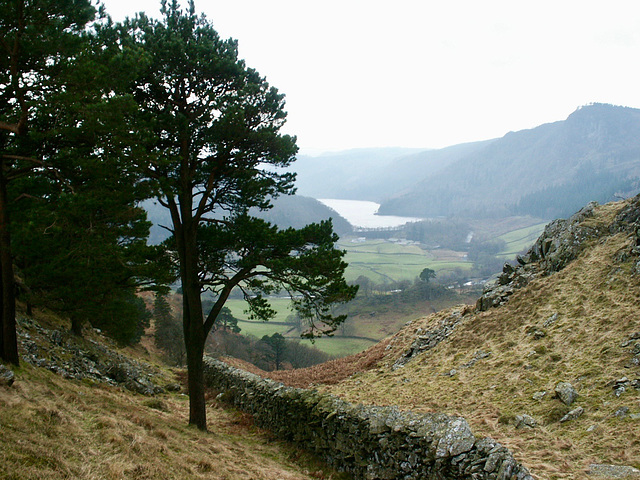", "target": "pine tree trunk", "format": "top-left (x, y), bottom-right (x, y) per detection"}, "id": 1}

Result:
top-left (186, 332), bottom-right (207, 430)
top-left (0, 169), bottom-right (18, 365)
top-left (182, 275), bottom-right (208, 430)
top-left (70, 316), bottom-right (83, 337)
top-left (178, 217), bottom-right (209, 431)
